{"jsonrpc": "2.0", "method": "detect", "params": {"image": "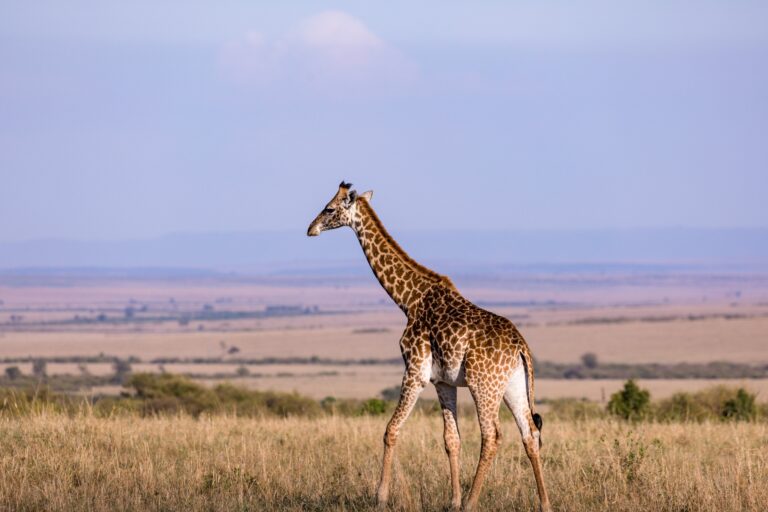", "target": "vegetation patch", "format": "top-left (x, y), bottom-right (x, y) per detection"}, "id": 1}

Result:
top-left (1, 375), bottom-right (766, 423)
